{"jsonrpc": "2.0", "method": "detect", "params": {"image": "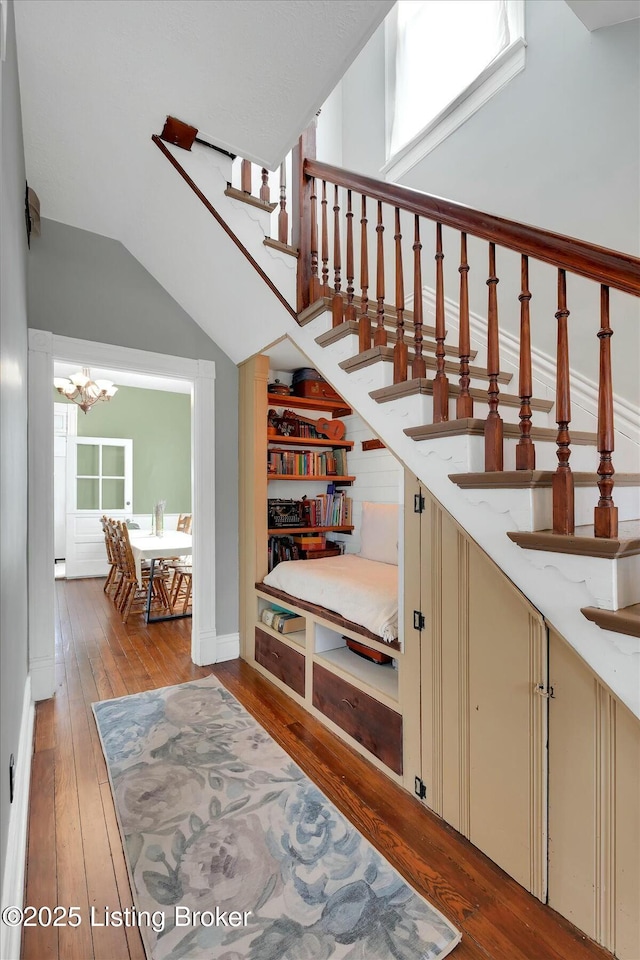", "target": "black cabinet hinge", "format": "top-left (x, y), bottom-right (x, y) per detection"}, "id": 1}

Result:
top-left (414, 493), bottom-right (425, 514)
top-left (415, 776), bottom-right (427, 800)
top-left (413, 610), bottom-right (425, 631)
